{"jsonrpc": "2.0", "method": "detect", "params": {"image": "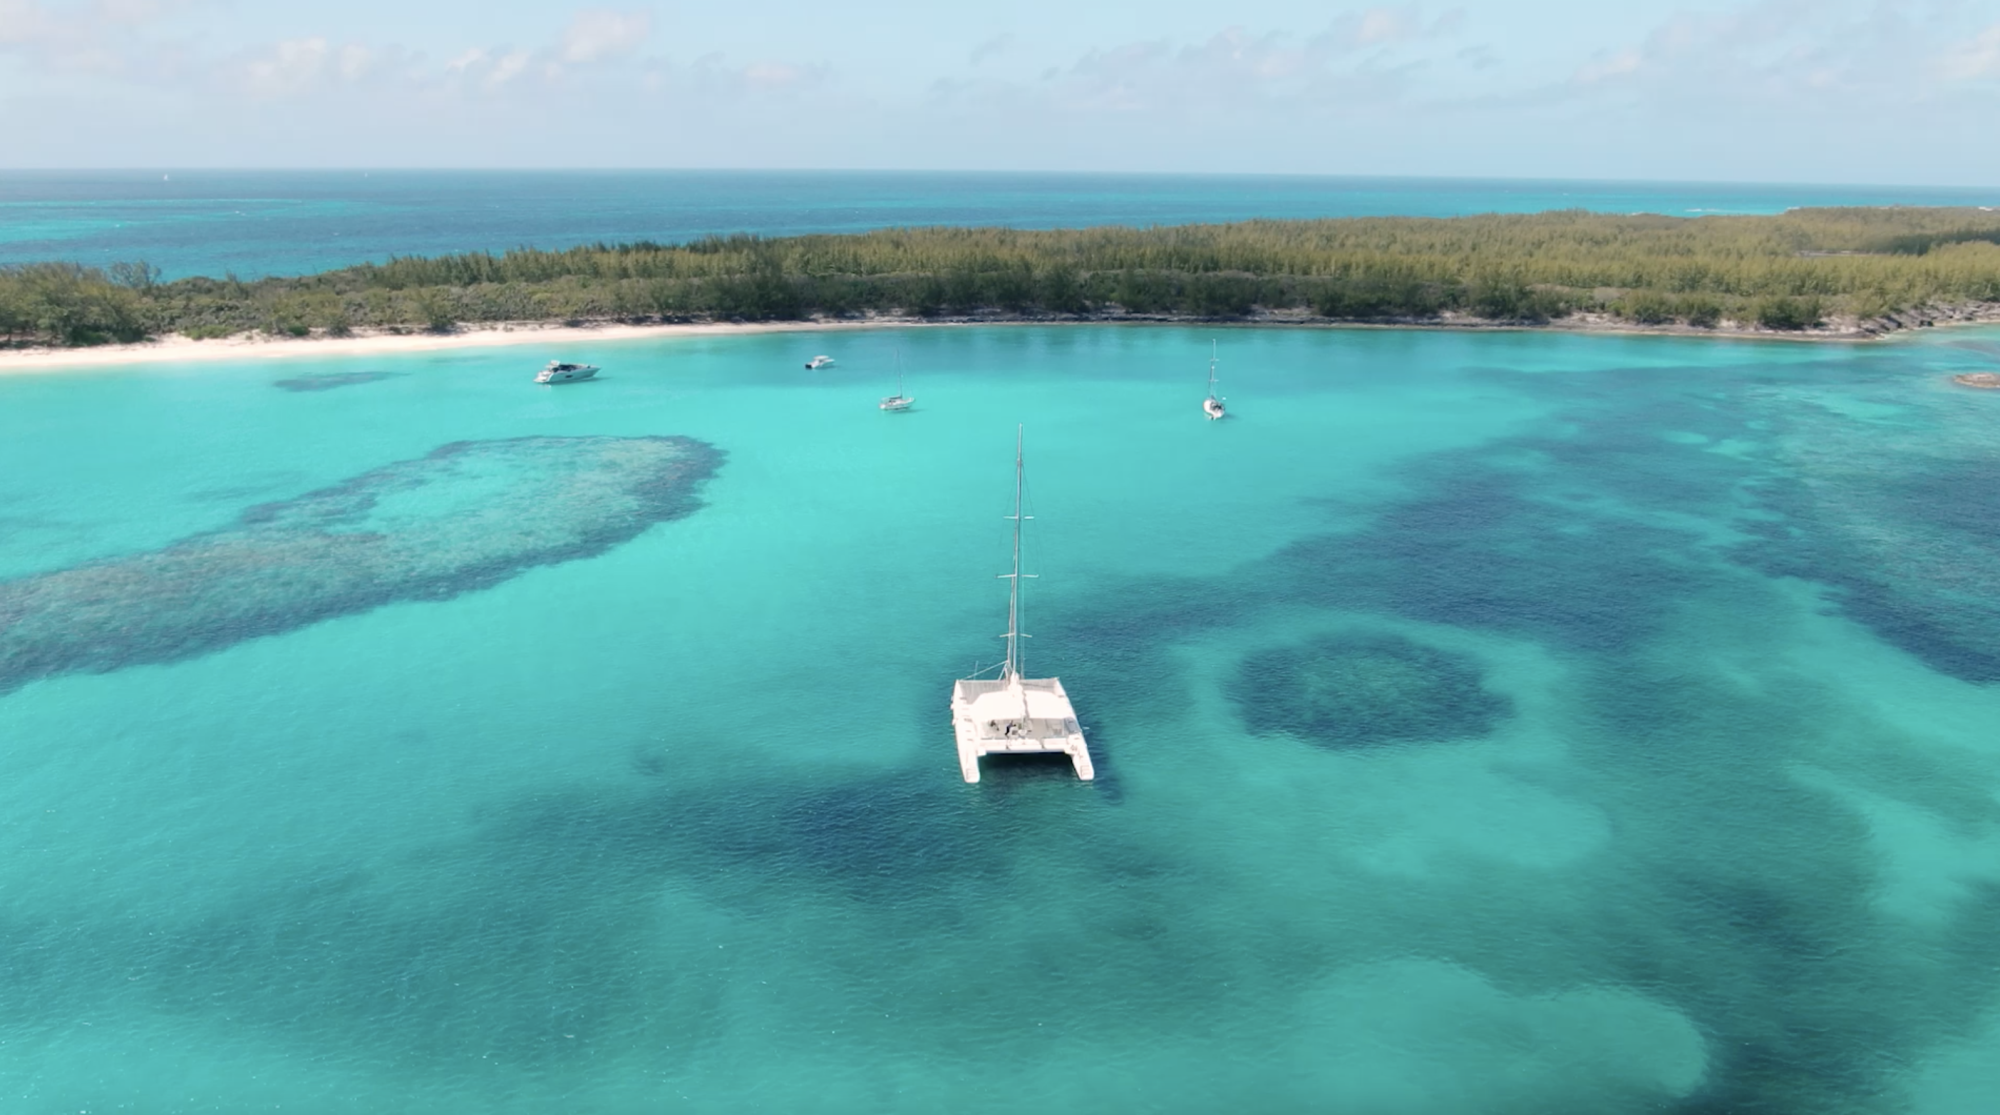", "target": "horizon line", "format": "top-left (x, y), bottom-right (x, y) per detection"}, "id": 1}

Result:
top-left (2, 167), bottom-right (1998, 193)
